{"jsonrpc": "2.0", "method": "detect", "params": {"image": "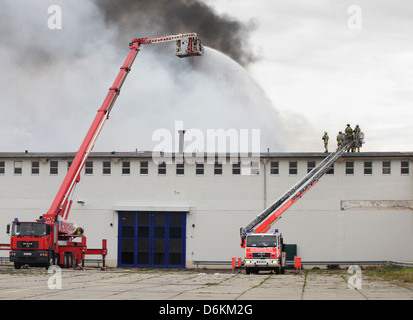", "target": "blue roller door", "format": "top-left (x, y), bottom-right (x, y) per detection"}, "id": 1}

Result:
top-left (118, 211), bottom-right (186, 268)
